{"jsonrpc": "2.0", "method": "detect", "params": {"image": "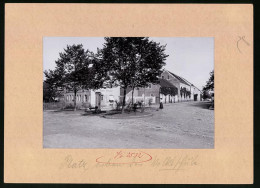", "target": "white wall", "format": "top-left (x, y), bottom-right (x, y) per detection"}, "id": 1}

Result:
top-left (90, 90), bottom-right (96, 107)
top-left (179, 83), bottom-right (192, 101)
top-left (94, 86), bottom-right (121, 107)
